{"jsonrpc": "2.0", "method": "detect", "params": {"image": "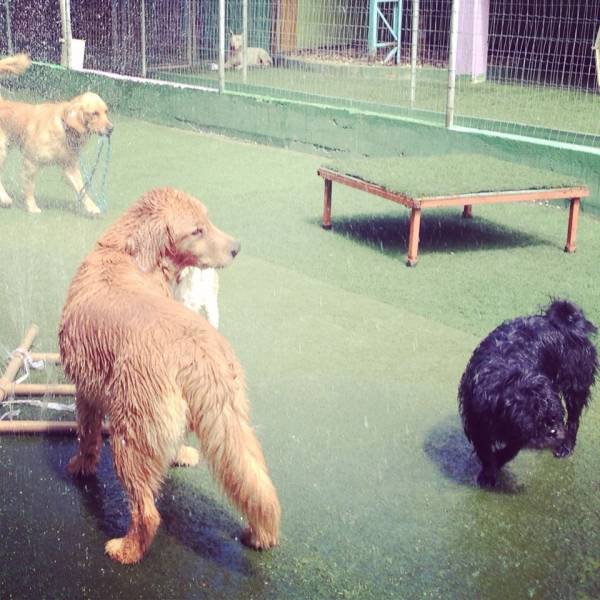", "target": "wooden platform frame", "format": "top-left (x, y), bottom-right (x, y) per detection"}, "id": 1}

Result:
top-left (0, 324), bottom-right (108, 435)
top-left (317, 167), bottom-right (589, 266)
